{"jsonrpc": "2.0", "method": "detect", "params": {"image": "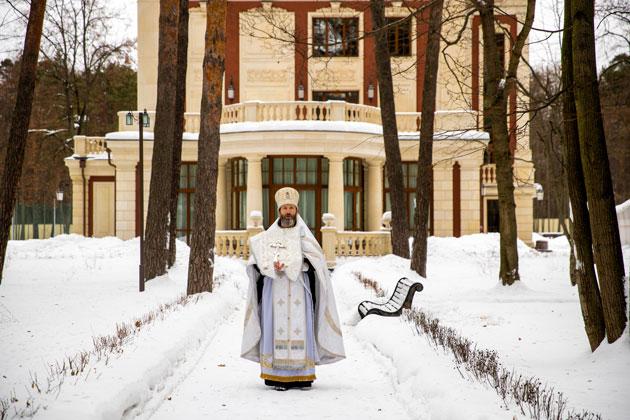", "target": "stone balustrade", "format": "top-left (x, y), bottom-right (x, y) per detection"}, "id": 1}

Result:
top-left (481, 163), bottom-right (496, 185)
top-left (480, 163), bottom-right (497, 197)
top-left (321, 213), bottom-right (392, 268)
top-left (214, 212), bottom-right (392, 267)
top-left (396, 113), bottom-right (422, 132)
top-left (117, 102), bottom-right (478, 135)
top-left (74, 136), bottom-right (108, 156)
top-left (335, 231), bottom-right (392, 257)
top-left (214, 230), bottom-right (253, 258)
